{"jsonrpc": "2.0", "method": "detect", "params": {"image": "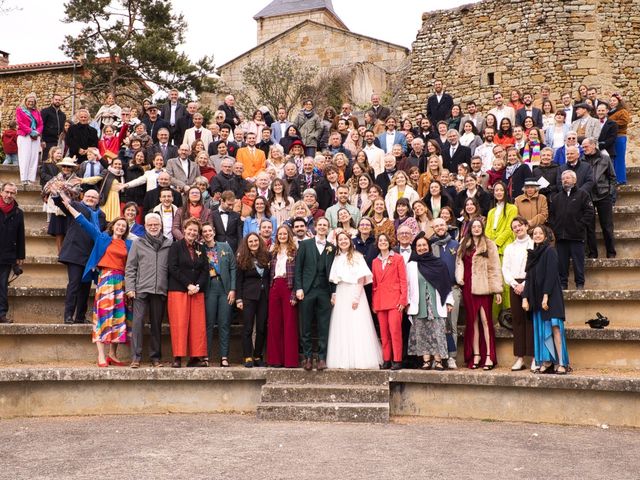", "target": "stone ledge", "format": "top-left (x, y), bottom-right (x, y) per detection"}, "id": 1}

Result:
top-left (602, 230), bottom-right (640, 240)
top-left (389, 369), bottom-right (640, 393)
top-left (493, 326), bottom-right (640, 341)
top-left (618, 185), bottom-right (640, 193)
top-left (584, 258), bottom-right (640, 268)
top-left (0, 366), bottom-right (268, 382)
top-left (23, 255), bottom-right (60, 265)
top-left (564, 289), bottom-right (640, 301)
top-left (0, 323), bottom-right (242, 336)
top-left (613, 205), bottom-right (640, 214)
